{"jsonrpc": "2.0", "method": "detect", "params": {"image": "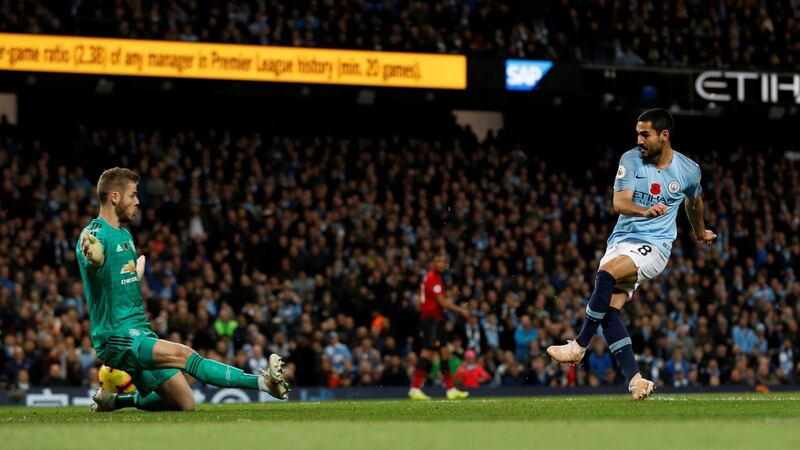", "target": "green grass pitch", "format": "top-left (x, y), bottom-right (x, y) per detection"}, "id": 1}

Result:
top-left (2, 393), bottom-right (799, 450)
